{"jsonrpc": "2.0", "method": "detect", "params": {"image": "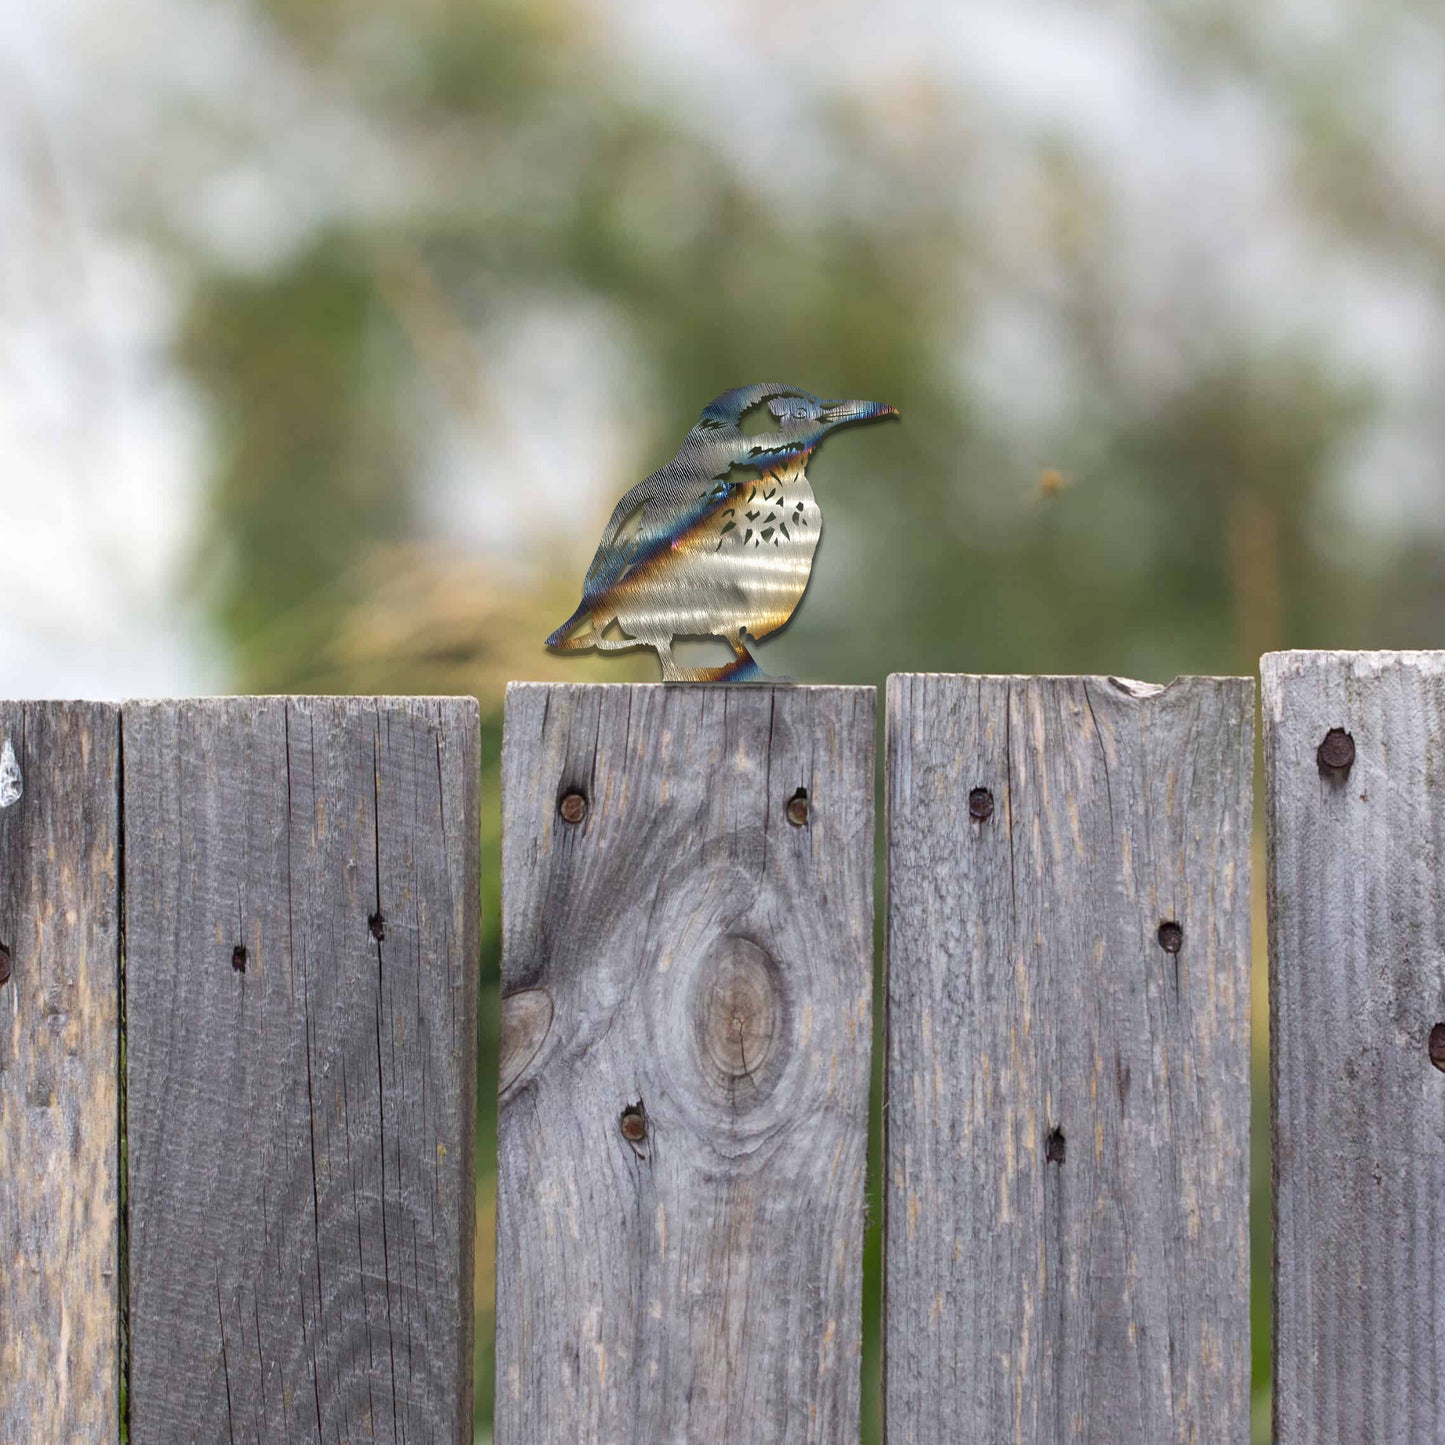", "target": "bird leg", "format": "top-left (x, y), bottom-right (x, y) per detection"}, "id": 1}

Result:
top-left (656, 635), bottom-right (760, 683)
top-left (655, 641), bottom-right (685, 681)
top-left (722, 628), bottom-right (758, 667)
